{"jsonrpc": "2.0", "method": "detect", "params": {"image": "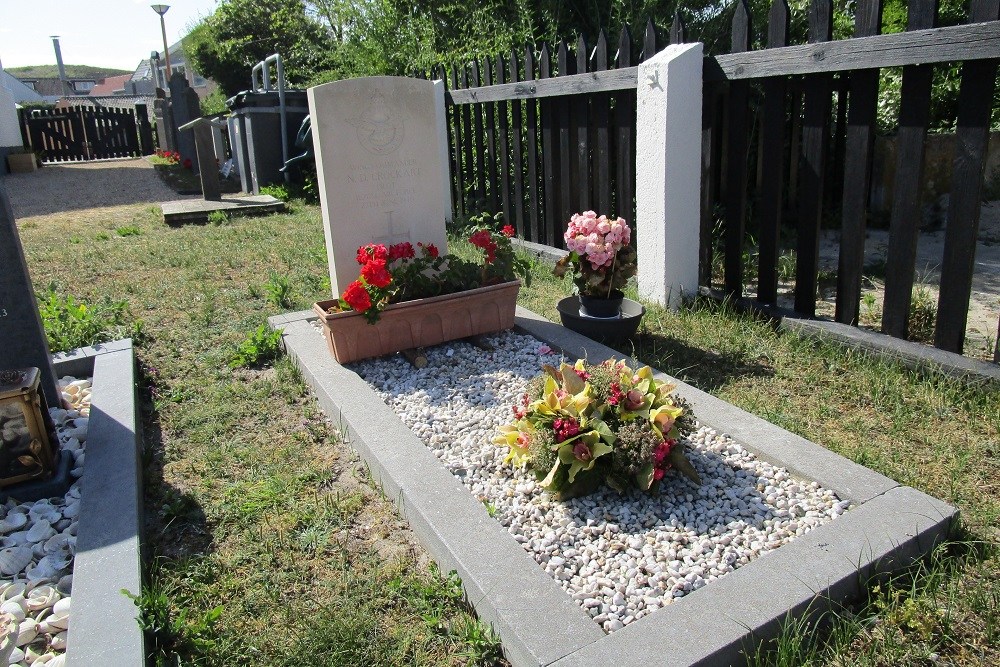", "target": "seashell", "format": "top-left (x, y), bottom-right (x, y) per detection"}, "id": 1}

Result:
top-left (8, 646), bottom-right (24, 663)
top-left (60, 503), bottom-right (79, 521)
top-left (4, 531), bottom-right (30, 547)
top-left (69, 468), bottom-right (83, 480)
top-left (68, 380), bottom-right (89, 391)
top-left (0, 547), bottom-right (33, 577)
top-left (59, 437), bottom-right (81, 454)
top-left (63, 524), bottom-right (77, 538)
top-left (16, 618), bottom-right (37, 646)
top-left (24, 638), bottom-right (48, 663)
top-left (34, 652), bottom-right (57, 664)
top-left (0, 582), bottom-right (26, 601)
top-left (72, 452), bottom-right (84, 467)
top-left (52, 598), bottom-right (69, 616)
top-left (0, 513), bottom-right (28, 534)
top-left (47, 655), bottom-right (66, 667)
top-left (45, 610), bottom-right (68, 631)
top-left (31, 542), bottom-right (46, 559)
top-left (0, 610), bottom-right (16, 643)
top-left (42, 534), bottom-right (72, 555)
top-left (55, 576), bottom-right (71, 597)
top-left (25, 558), bottom-right (66, 582)
top-left (50, 631), bottom-right (66, 651)
top-left (53, 519), bottom-right (71, 533)
top-left (26, 521), bottom-right (55, 544)
top-left (0, 601), bottom-right (25, 622)
top-left (24, 586), bottom-right (58, 612)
